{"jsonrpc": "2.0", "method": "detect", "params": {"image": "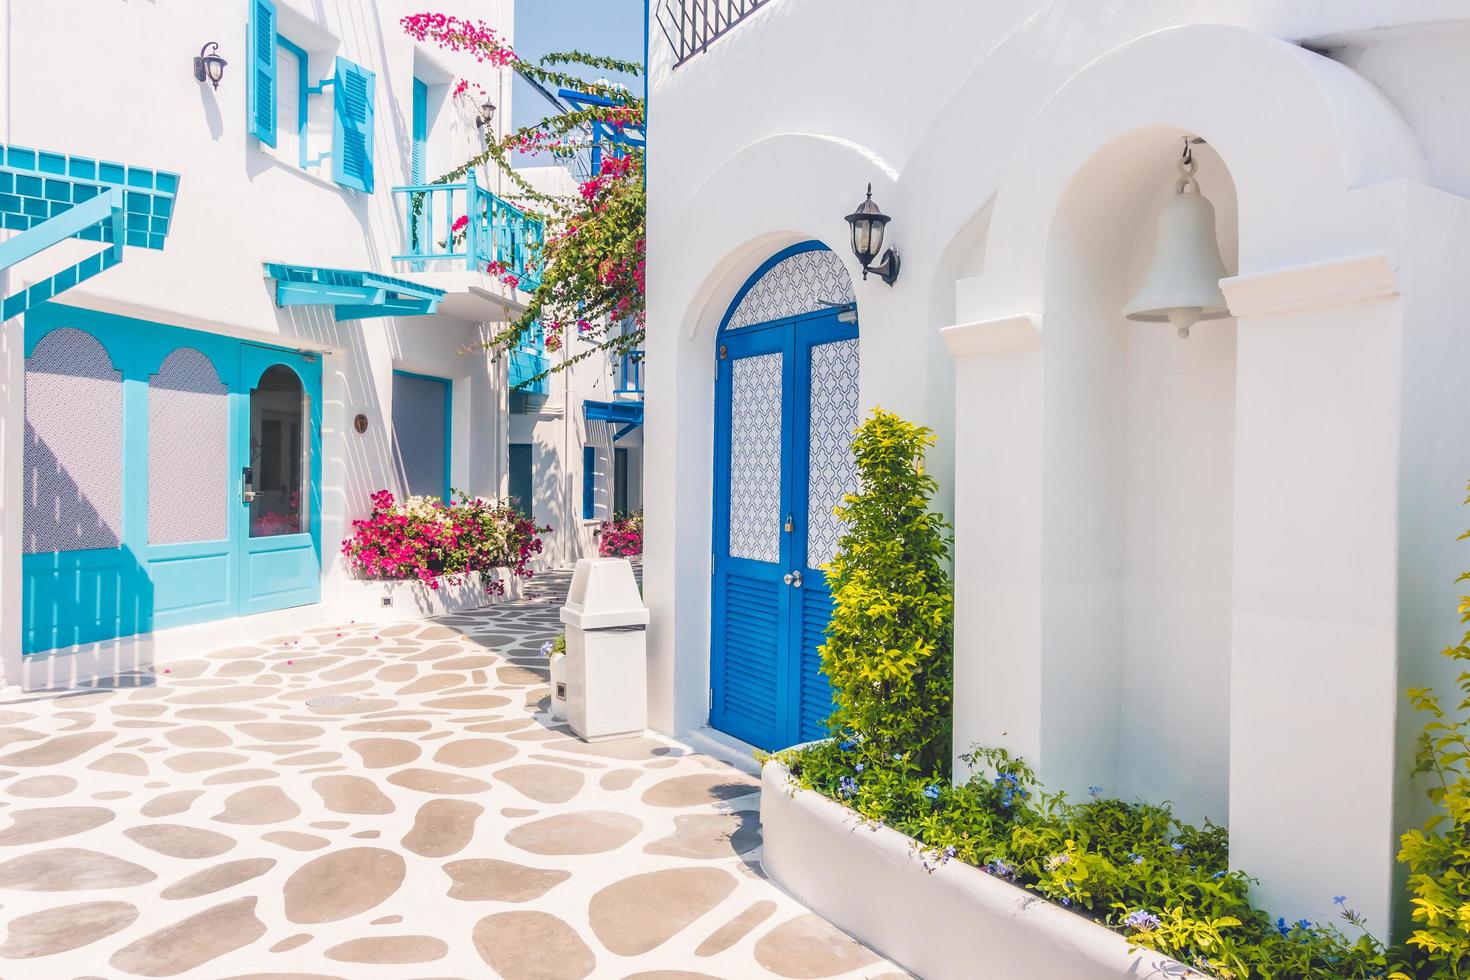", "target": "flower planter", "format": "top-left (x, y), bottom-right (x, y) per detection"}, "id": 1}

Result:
top-left (335, 568), bottom-right (522, 622)
top-left (759, 759), bottom-right (1203, 980)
